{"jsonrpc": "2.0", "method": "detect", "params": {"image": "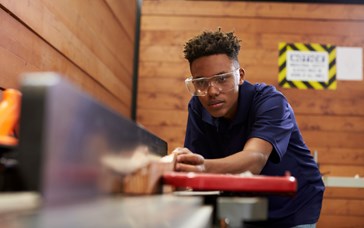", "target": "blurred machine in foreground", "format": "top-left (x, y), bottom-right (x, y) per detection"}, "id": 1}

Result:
top-left (0, 73), bottom-right (212, 228)
top-left (16, 73), bottom-right (169, 204)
